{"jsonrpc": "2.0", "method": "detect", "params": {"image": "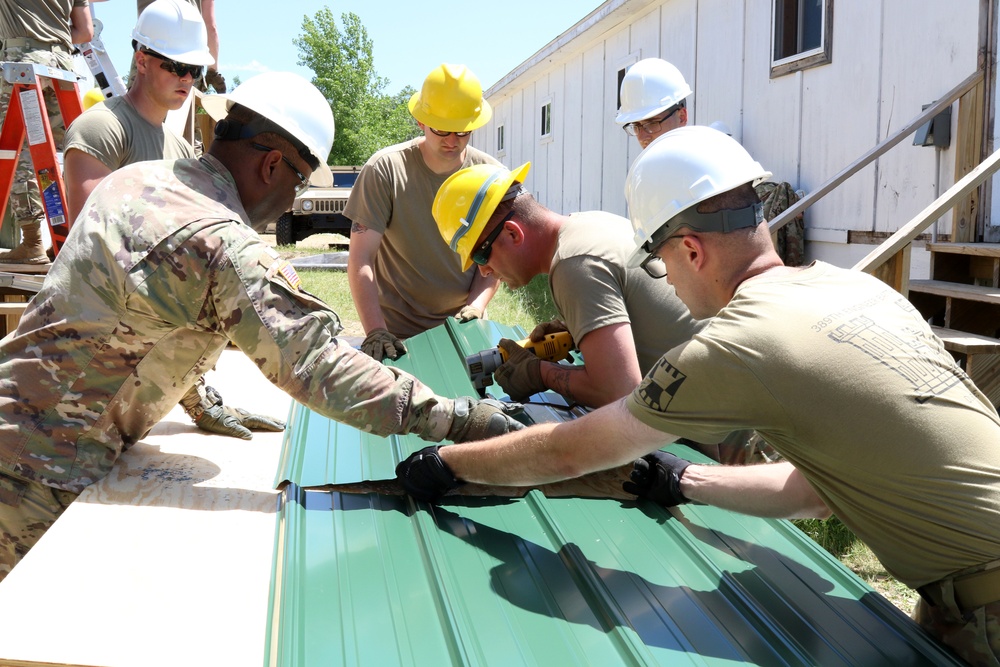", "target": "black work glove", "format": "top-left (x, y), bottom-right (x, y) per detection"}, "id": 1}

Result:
top-left (494, 338), bottom-right (545, 401)
top-left (396, 445), bottom-right (463, 502)
top-left (361, 327), bottom-right (407, 361)
top-left (194, 386), bottom-right (285, 440)
top-left (454, 305), bottom-right (483, 322)
top-left (622, 451), bottom-right (692, 507)
top-left (446, 396), bottom-right (524, 443)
